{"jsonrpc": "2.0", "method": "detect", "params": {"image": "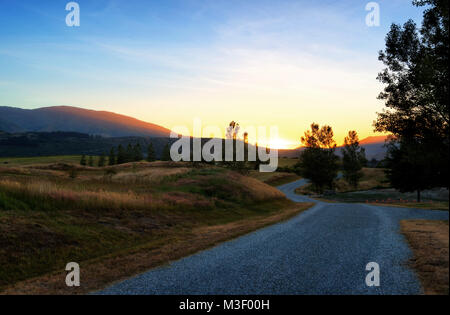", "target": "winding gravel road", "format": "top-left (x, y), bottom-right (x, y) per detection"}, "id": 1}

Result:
top-left (98, 179), bottom-right (448, 295)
